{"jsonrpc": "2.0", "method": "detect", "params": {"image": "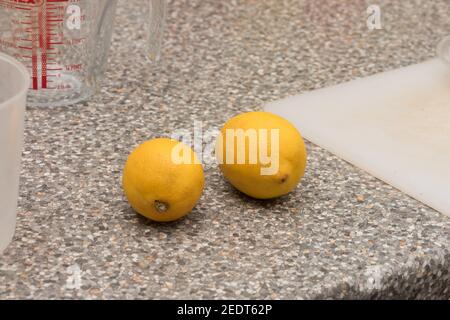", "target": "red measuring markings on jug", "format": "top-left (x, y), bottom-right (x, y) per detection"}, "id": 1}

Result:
top-left (0, 0), bottom-right (87, 92)
top-left (0, 0), bottom-right (166, 107)
top-left (2, 0), bottom-right (44, 6)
